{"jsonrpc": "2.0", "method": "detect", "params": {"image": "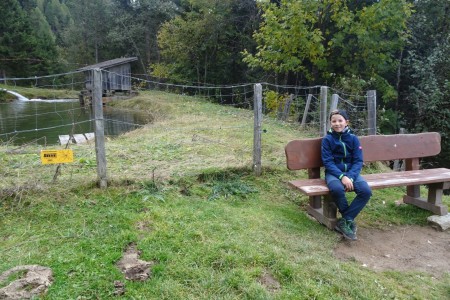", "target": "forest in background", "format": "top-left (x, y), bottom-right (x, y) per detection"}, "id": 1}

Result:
top-left (0, 0), bottom-right (449, 165)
